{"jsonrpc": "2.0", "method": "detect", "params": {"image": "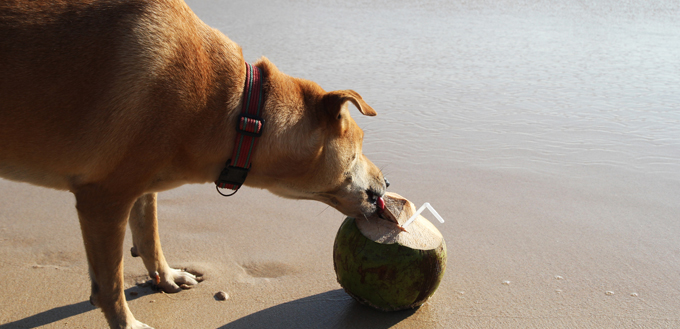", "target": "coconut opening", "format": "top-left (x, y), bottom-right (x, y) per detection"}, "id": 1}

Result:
top-left (355, 192), bottom-right (443, 250)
